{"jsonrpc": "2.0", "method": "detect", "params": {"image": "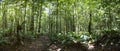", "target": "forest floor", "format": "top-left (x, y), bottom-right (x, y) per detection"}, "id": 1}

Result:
top-left (0, 35), bottom-right (50, 51)
top-left (0, 35), bottom-right (120, 51)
